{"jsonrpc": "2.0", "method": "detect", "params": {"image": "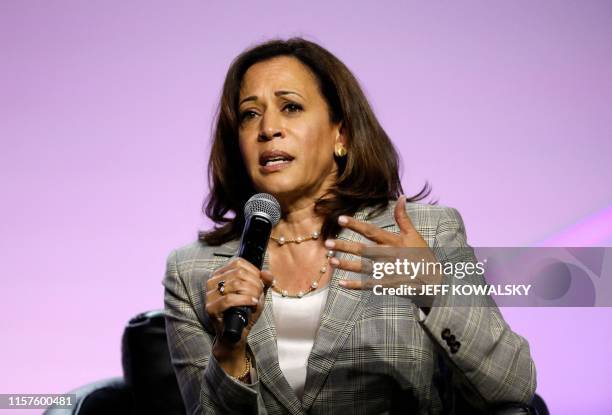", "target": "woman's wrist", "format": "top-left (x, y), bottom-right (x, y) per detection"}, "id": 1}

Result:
top-left (228, 352), bottom-right (252, 382)
top-left (212, 337), bottom-right (252, 379)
